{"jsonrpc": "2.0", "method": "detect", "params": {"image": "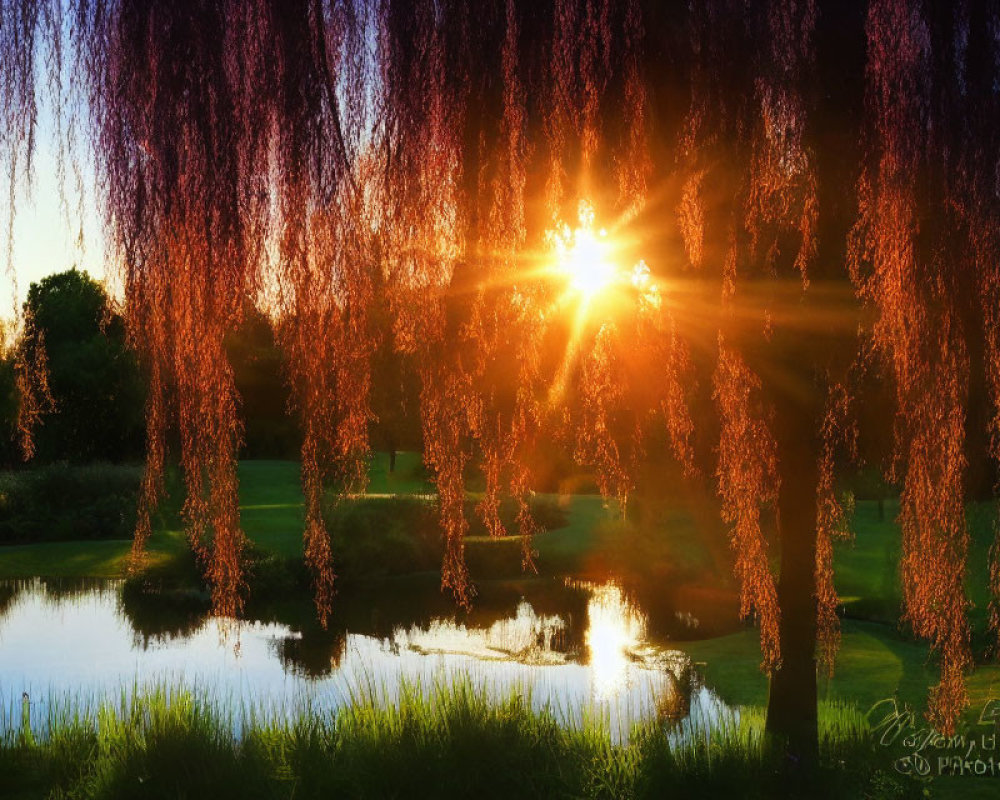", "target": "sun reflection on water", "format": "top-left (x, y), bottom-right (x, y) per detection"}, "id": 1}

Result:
top-left (387, 580), bottom-right (653, 702)
top-left (579, 581), bottom-right (647, 701)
